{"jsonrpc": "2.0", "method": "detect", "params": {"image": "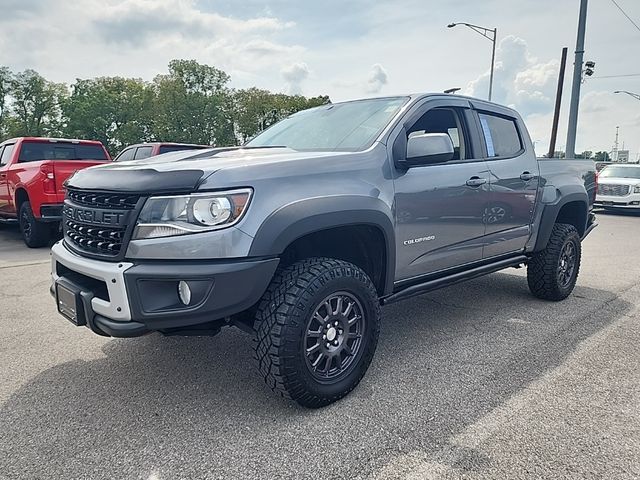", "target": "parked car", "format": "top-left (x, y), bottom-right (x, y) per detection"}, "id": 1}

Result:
top-left (0, 137), bottom-right (110, 247)
top-left (113, 142), bottom-right (211, 161)
top-left (595, 164), bottom-right (640, 210)
top-left (51, 94), bottom-right (597, 407)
